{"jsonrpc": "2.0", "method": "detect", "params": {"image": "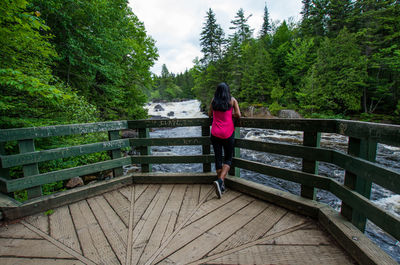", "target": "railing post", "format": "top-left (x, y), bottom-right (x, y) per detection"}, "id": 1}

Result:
top-left (301, 131), bottom-right (321, 200)
top-left (229, 127), bottom-right (241, 177)
top-left (108, 130), bottom-right (123, 177)
top-left (341, 137), bottom-right (377, 232)
top-left (0, 142), bottom-right (11, 195)
top-left (202, 125), bottom-right (211, 172)
top-left (138, 128), bottom-right (152, 172)
top-left (18, 139), bottom-right (42, 199)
